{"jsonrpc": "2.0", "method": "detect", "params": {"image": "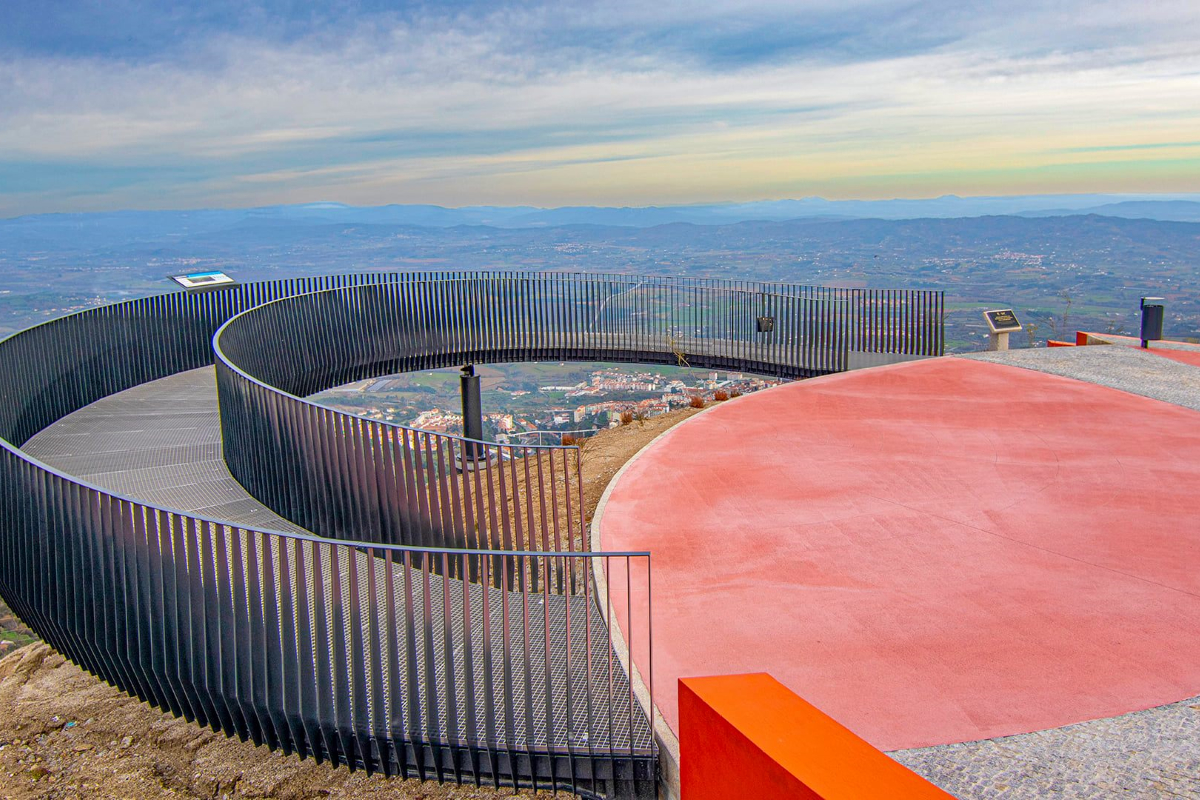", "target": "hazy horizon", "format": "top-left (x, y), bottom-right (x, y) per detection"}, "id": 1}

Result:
top-left (6, 191), bottom-right (1200, 224)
